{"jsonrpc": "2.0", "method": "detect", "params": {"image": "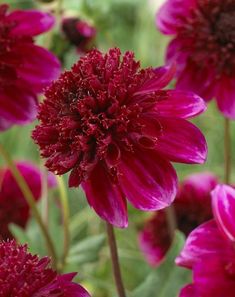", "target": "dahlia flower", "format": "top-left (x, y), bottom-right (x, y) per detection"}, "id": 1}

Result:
top-left (0, 161), bottom-right (56, 239)
top-left (0, 240), bottom-right (90, 297)
top-left (62, 17), bottom-right (96, 53)
top-left (139, 172), bottom-right (216, 266)
top-left (32, 48), bottom-right (207, 228)
top-left (176, 184), bottom-right (235, 297)
top-left (156, 0), bottom-right (235, 119)
top-left (0, 4), bottom-right (61, 131)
